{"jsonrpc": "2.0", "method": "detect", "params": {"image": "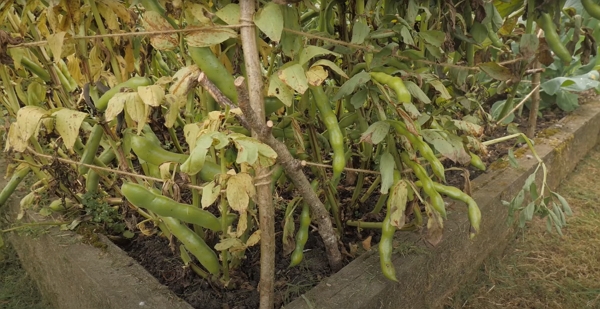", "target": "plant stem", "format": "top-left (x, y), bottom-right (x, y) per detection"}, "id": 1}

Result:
top-left (526, 61), bottom-right (541, 137)
top-left (239, 1), bottom-right (276, 308)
